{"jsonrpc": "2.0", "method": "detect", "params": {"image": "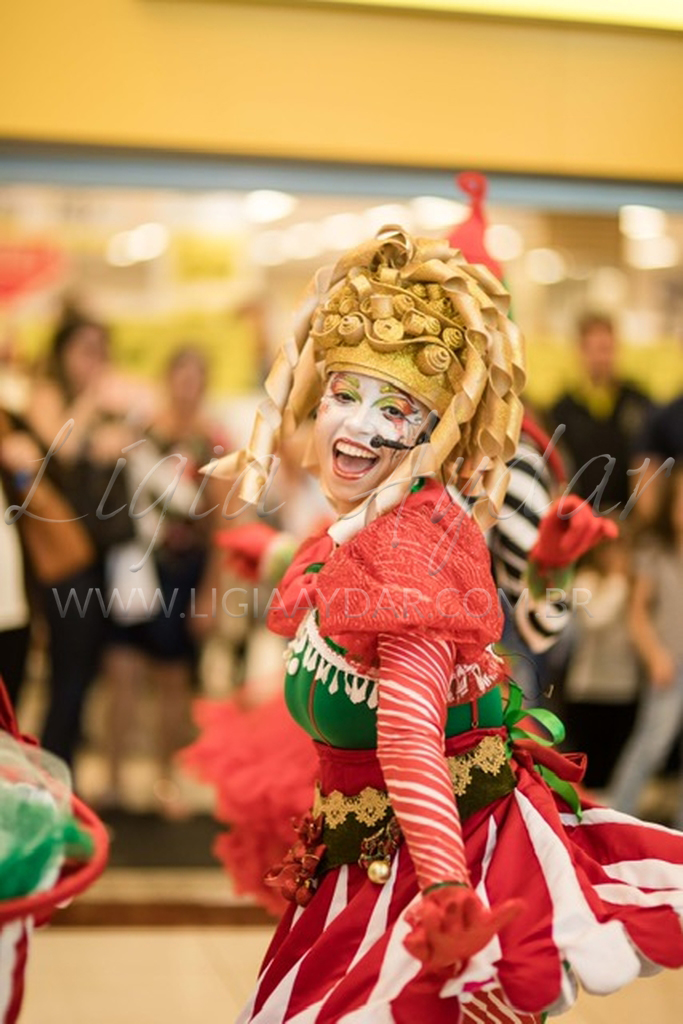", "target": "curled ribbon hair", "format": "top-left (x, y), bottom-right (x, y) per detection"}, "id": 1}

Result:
top-left (209, 227), bottom-right (526, 534)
